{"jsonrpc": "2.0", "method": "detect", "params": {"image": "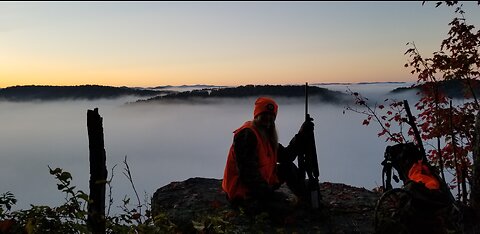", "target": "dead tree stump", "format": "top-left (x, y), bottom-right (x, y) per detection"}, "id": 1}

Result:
top-left (87, 108), bottom-right (107, 233)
